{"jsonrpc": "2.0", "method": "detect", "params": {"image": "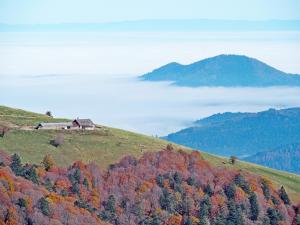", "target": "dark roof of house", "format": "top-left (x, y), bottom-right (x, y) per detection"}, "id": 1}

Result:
top-left (73, 119), bottom-right (94, 127)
